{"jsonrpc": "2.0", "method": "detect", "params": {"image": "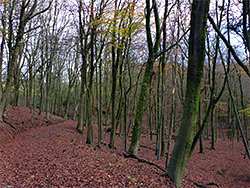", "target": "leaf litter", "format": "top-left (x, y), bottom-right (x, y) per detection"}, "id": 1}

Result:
top-left (0, 106), bottom-right (249, 187)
